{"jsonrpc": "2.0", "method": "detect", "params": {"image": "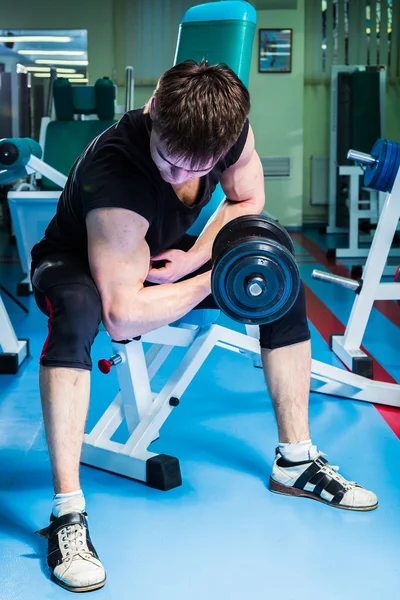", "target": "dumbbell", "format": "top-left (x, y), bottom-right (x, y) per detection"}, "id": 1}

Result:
top-left (211, 214), bottom-right (300, 325)
top-left (347, 138), bottom-right (400, 193)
